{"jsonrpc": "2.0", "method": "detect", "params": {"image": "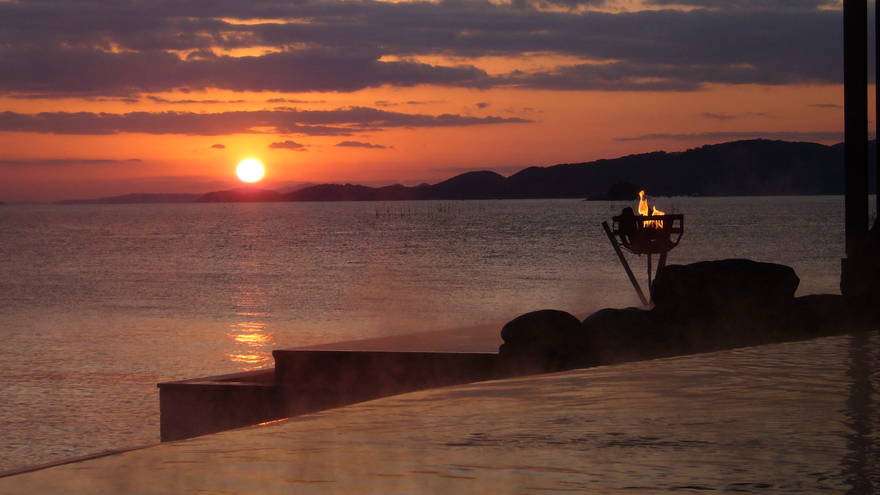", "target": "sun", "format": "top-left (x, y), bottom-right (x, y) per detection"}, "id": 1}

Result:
top-left (236, 159), bottom-right (264, 183)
